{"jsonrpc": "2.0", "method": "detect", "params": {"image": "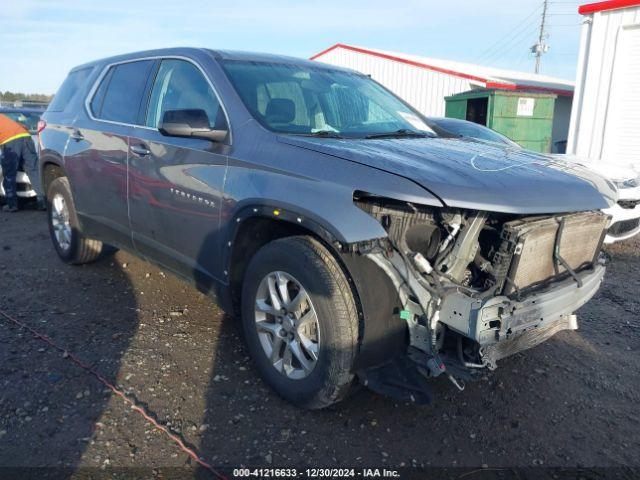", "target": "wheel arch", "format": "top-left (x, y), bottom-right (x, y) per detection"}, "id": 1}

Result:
top-left (226, 204), bottom-right (407, 371)
top-left (225, 204), bottom-right (341, 304)
top-left (40, 159), bottom-right (68, 196)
